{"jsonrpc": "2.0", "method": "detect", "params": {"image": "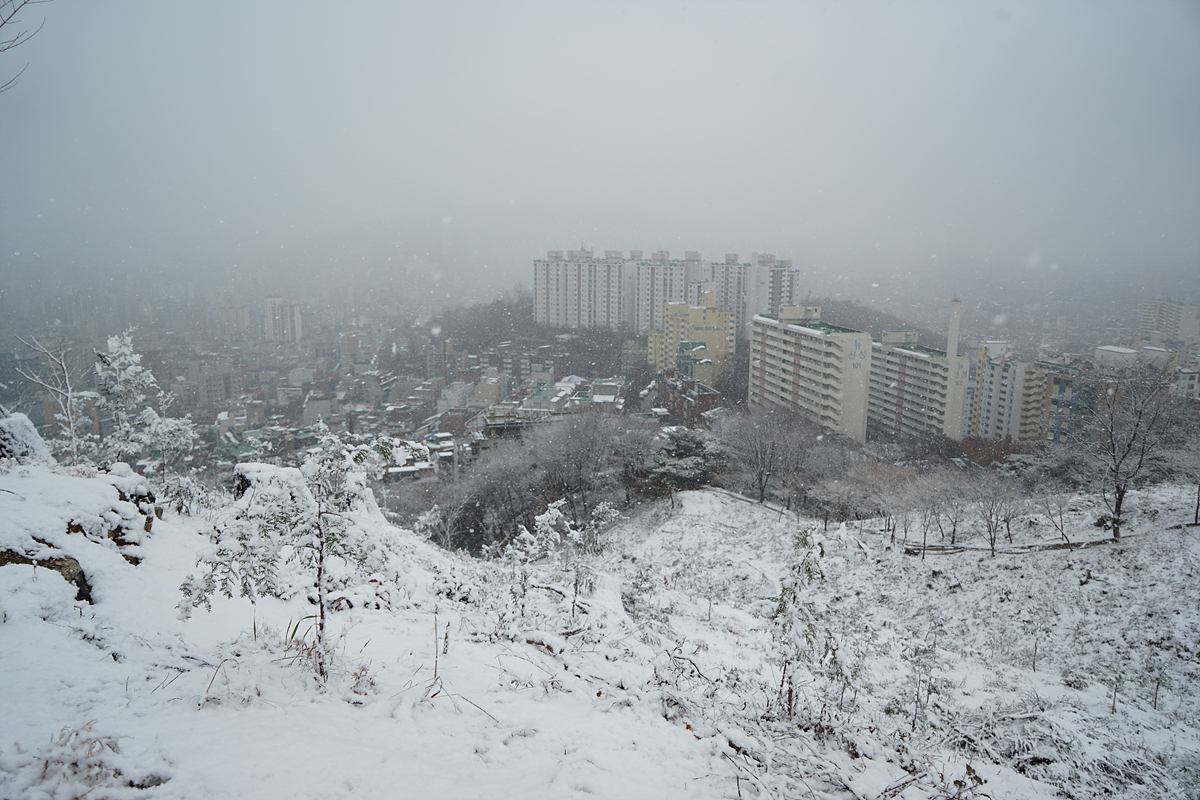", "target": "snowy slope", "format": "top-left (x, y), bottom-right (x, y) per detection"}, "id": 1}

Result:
top-left (2, 462), bottom-right (1198, 799)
